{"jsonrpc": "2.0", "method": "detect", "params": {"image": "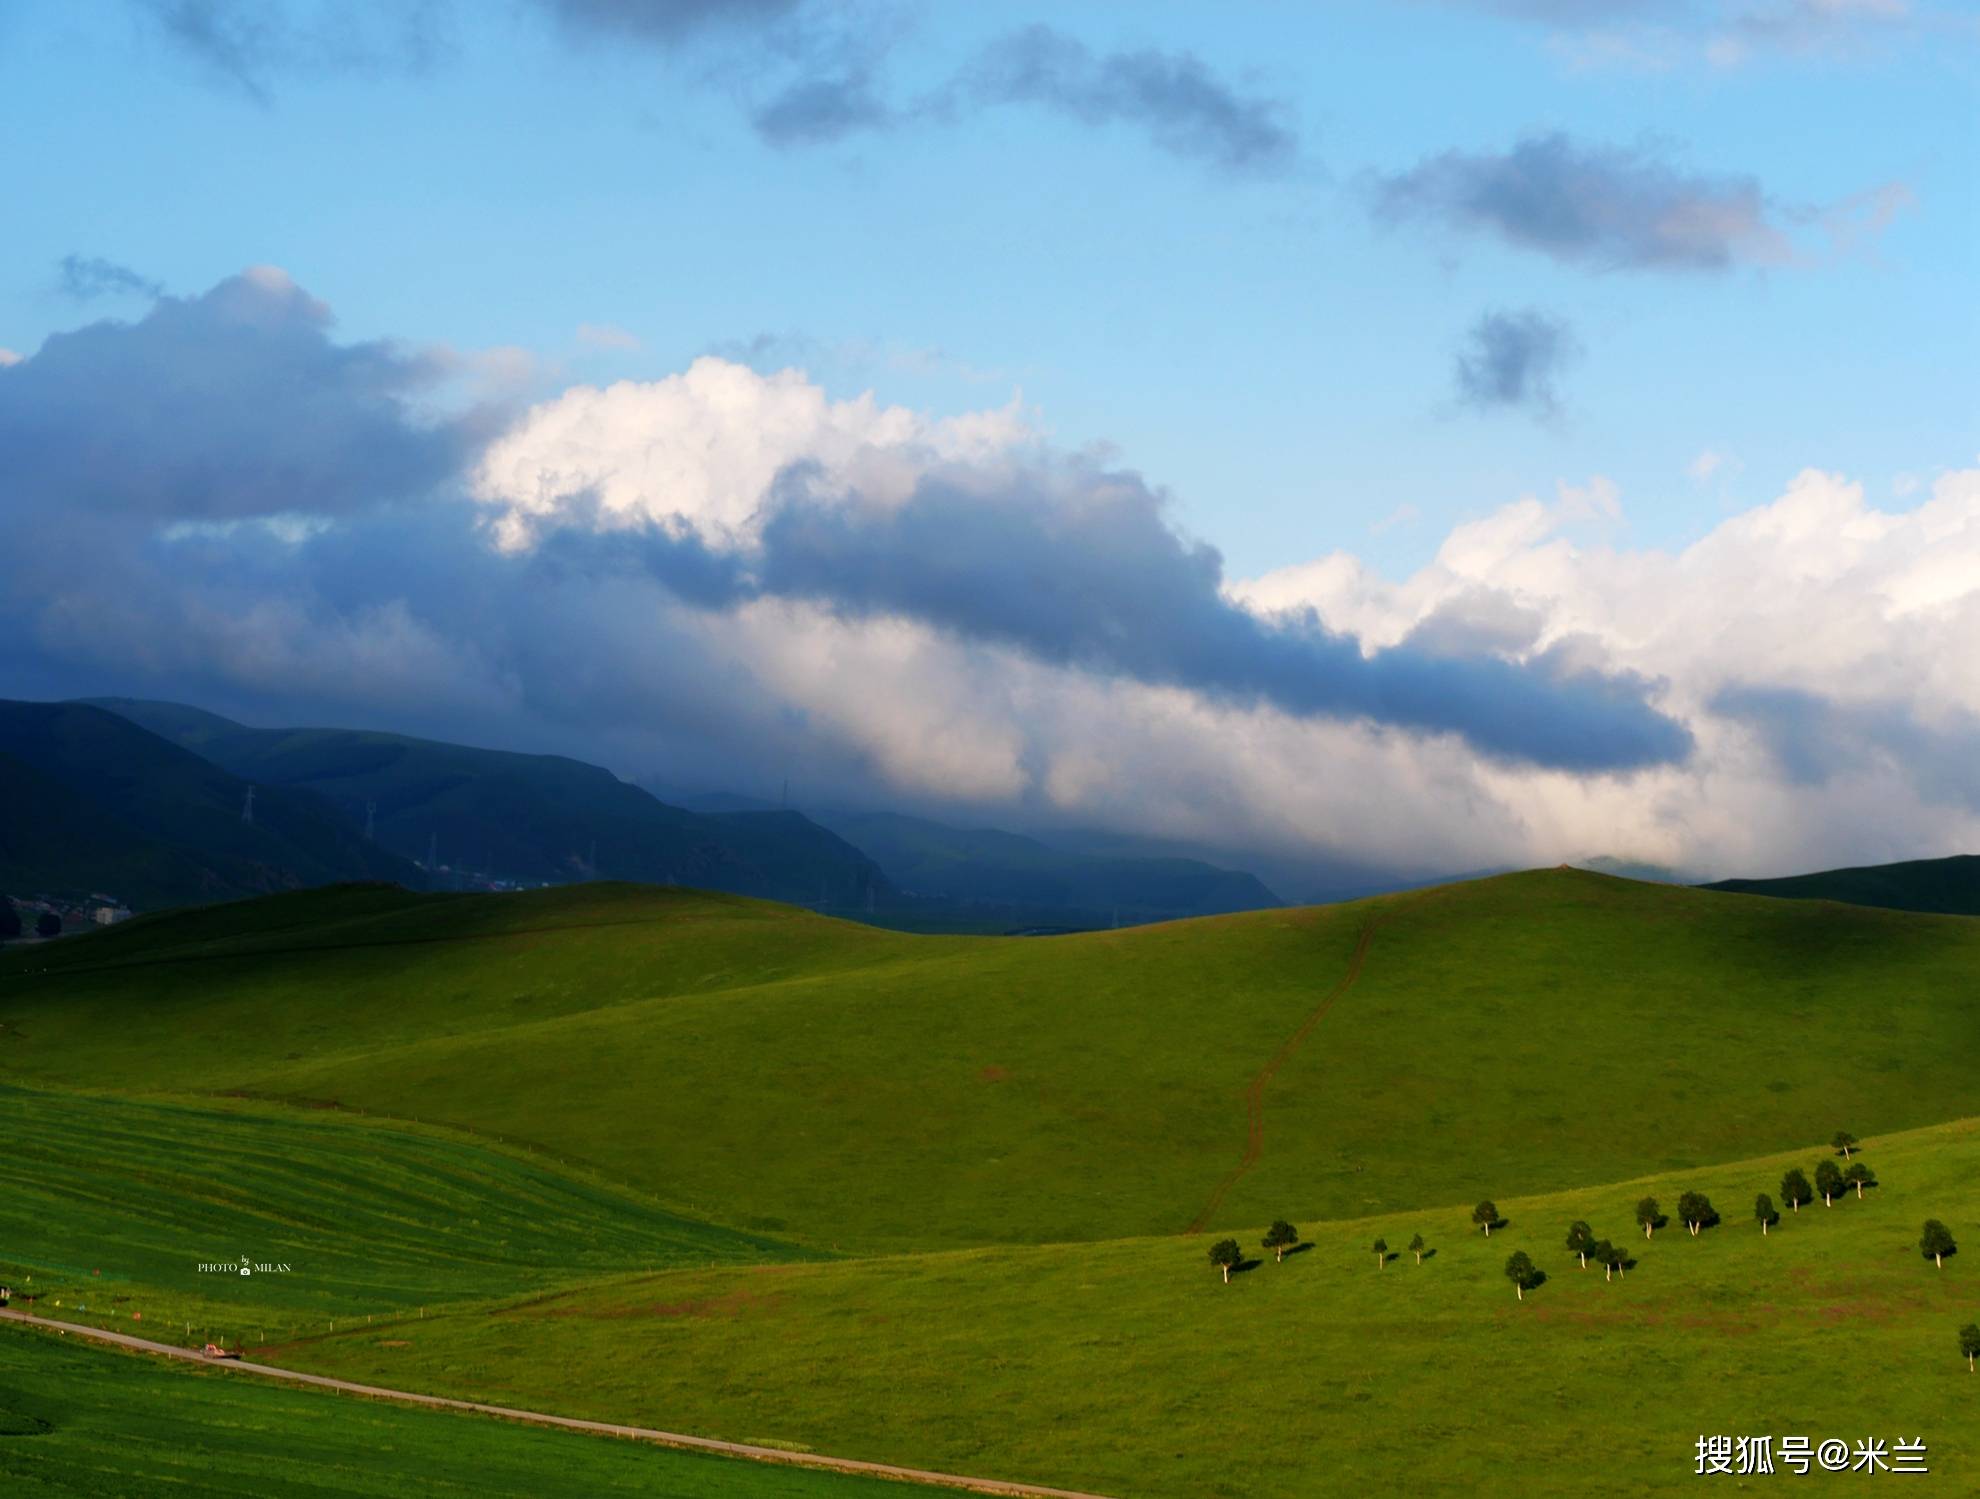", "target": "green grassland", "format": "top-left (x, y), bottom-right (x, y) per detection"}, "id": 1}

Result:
top-left (5, 869), bottom-right (1978, 1495)
top-left (274, 1118), bottom-right (1980, 1498)
top-left (0, 1084), bottom-right (801, 1345)
top-left (5, 872), bottom-right (1978, 1251)
top-left (0, 1325), bottom-right (942, 1498)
